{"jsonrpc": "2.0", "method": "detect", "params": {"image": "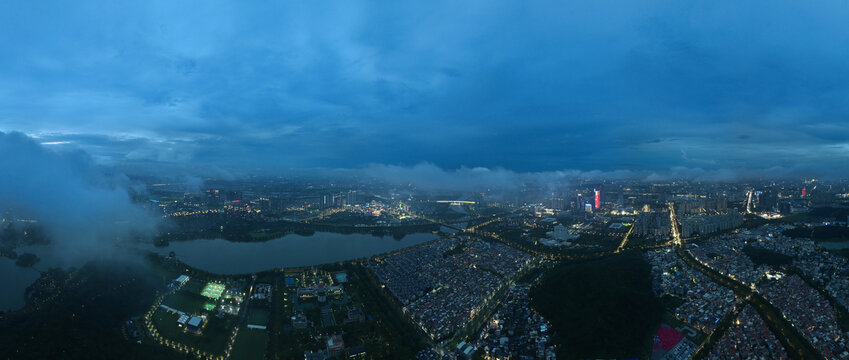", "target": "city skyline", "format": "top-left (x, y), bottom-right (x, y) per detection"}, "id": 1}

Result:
top-left (3, 3), bottom-right (849, 359)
